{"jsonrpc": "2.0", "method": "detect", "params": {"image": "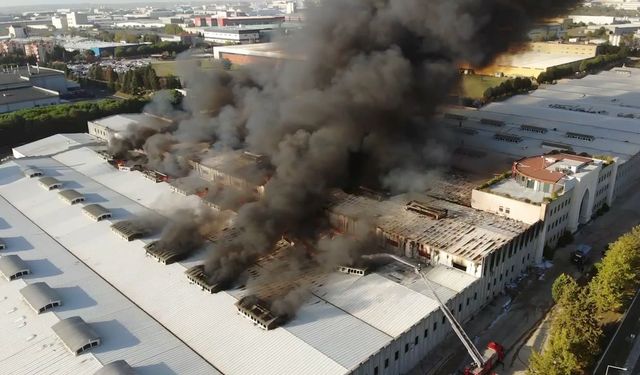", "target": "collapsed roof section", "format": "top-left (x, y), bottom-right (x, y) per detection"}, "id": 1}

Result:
top-left (185, 265), bottom-right (226, 294)
top-left (52, 316), bottom-right (101, 355)
top-left (20, 282), bottom-right (62, 314)
top-left (0, 254), bottom-right (30, 281)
